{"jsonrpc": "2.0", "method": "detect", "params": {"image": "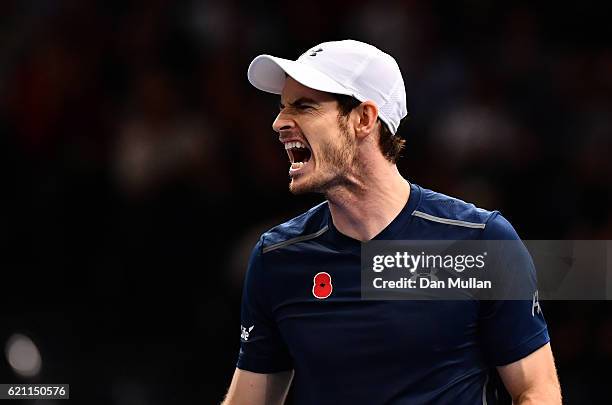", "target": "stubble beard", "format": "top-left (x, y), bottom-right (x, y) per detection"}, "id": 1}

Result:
top-left (289, 118), bottom-right (359, 195)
